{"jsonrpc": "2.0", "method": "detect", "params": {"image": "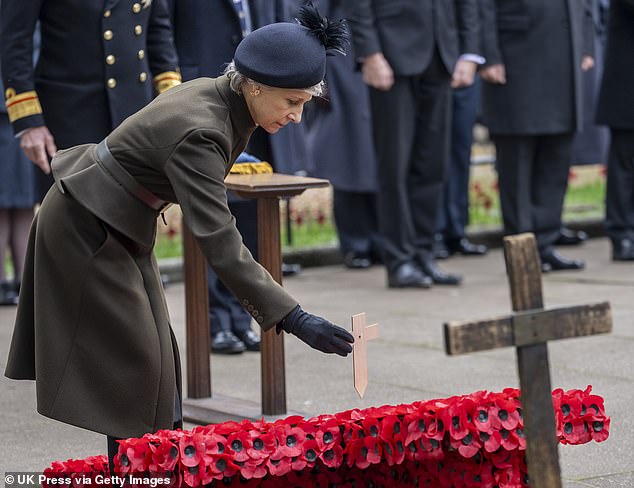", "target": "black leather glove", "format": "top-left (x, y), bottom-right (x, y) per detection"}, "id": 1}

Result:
top-left (279, 305), bottom-right (354, 357)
